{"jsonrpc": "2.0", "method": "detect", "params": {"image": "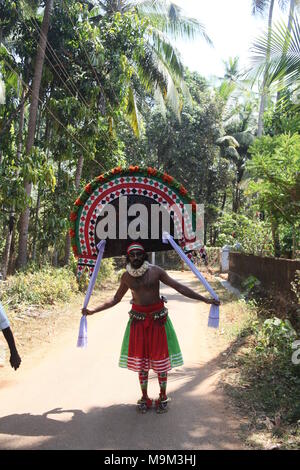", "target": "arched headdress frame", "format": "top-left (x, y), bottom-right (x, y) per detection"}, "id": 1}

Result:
top-left (69, 166), bottom-right (201, 277)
